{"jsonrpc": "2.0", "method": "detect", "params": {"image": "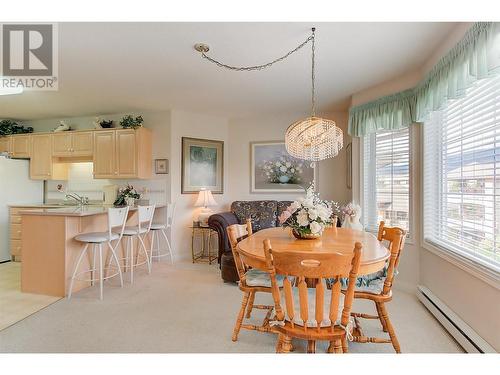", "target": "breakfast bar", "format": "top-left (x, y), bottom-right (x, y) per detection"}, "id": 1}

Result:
top-left (20, 205), bottom-right (165, 297)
